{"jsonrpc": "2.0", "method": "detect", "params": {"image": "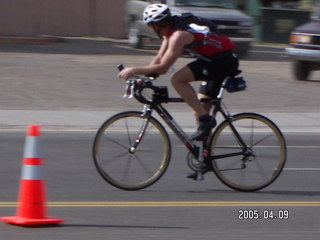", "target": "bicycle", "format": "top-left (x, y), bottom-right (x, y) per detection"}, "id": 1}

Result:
top-left (92, 64), bottom-right (287, 191)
